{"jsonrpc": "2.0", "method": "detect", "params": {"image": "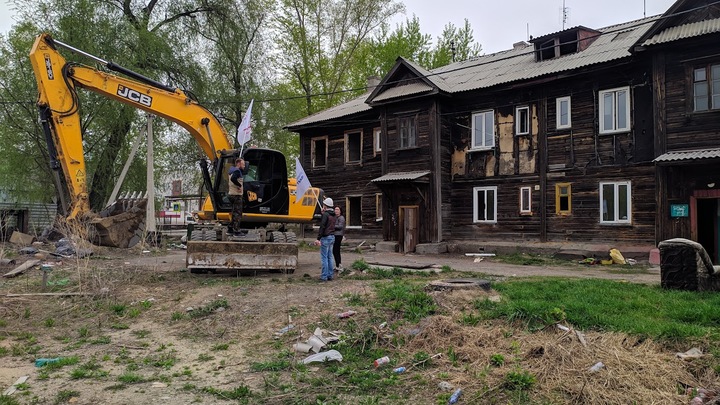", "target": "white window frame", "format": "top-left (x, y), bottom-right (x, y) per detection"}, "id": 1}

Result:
top-left (471, 110), bottom-right (495, 149)
top-left (556, 96), bottom-right (571, 129)
top-left (599, 181), bottom-right (632, 224)
top-left (344, 129), bottom-right (363, 164)
top-left (473, 186), bottom-right (497, 223)
top-left (373, 127), bottom-right (382, 155)
top-left (515, 106), bottom-right (530, 135)
top-left (520, 187), bottom-right (532, 214)
top-left (599, 86), bottom-right (631, 134)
